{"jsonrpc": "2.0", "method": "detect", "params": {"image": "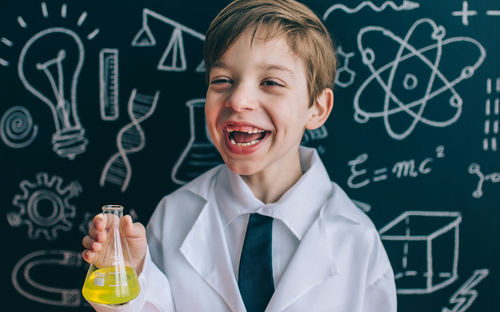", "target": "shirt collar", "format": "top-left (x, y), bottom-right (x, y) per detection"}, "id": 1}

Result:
top-left (215, 146), bottom-right (334, 240)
